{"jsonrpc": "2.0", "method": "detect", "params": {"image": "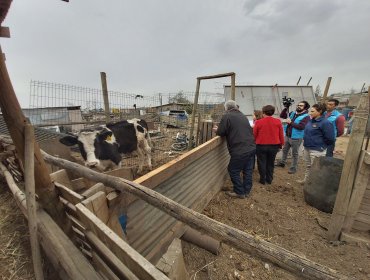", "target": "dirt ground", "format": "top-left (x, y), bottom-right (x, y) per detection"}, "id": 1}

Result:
top-left (183, 136), bottom-right (370, 280)
top-left (1, 136), bottom-right (369, 279)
